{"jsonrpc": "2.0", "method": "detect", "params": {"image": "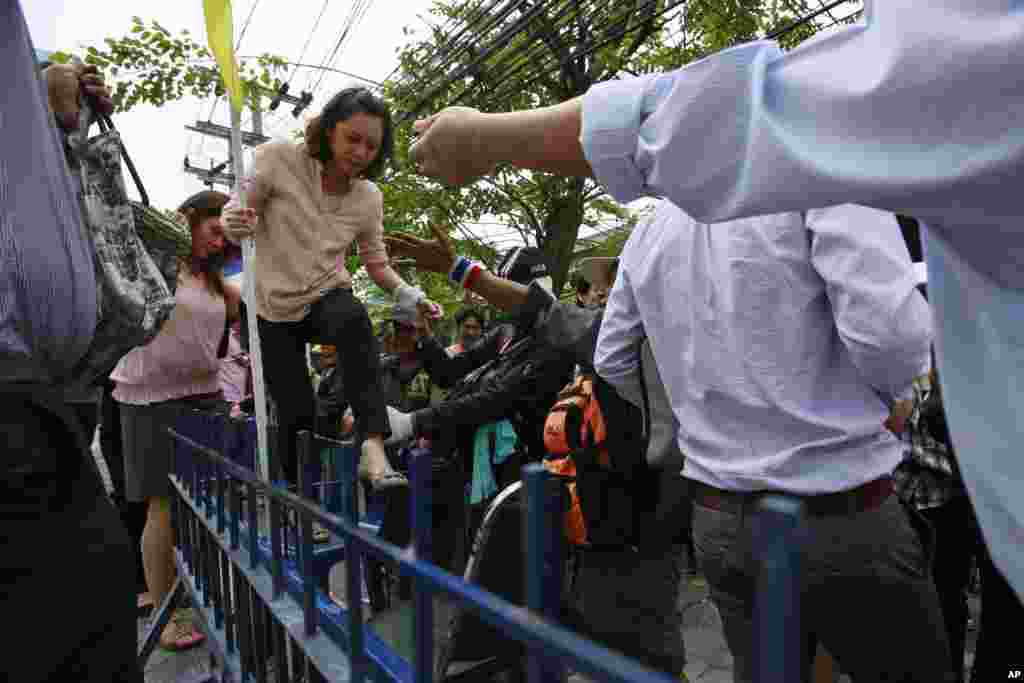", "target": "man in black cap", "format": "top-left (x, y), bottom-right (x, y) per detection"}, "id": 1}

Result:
top-left (380, 246), bottom-right (575, 570)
